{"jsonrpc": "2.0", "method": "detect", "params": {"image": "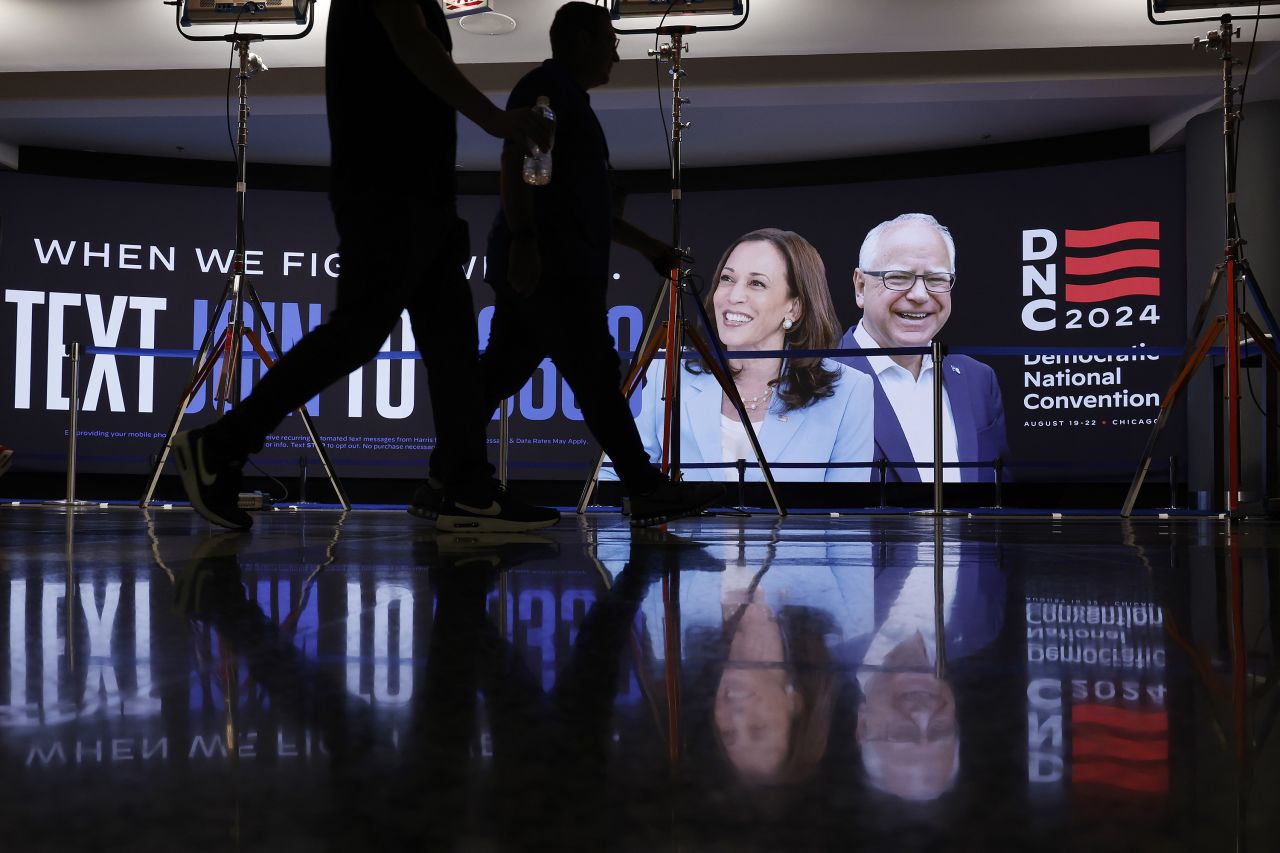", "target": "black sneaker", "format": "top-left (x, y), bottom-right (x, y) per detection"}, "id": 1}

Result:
top-left (433, 532), bottom-right (560, 570)
top-left (407, 479), bottom-right (446, 520)
top-left (435, 484), bottom-right (561, 533)
top-left (174, 532), bottom-right (248, 618)
top-left (173, 428), bottom-right (252, 530)
top-left (626, 480), bottom-right (725, 528)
